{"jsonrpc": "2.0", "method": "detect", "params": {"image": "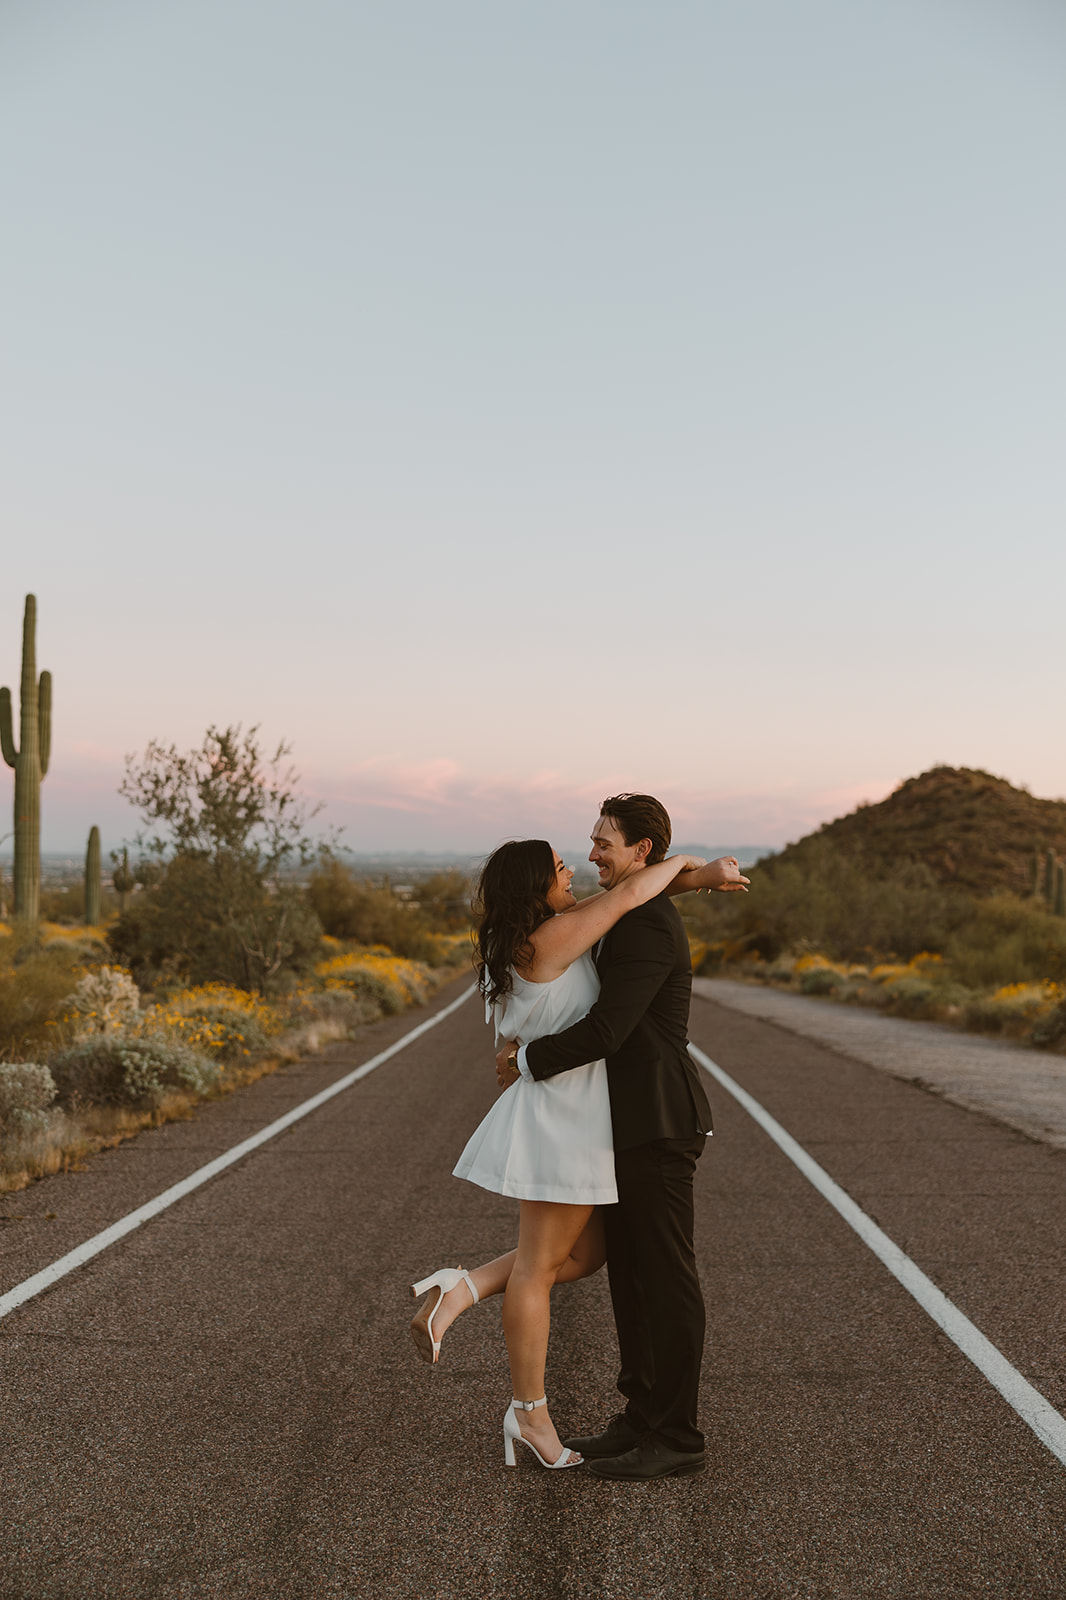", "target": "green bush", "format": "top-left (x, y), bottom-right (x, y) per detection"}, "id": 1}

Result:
top-left (308, 862), bottom-right (441, 963)
top-left (879, 976), bottom-right (938, 1015)
top-left (1031, 1002), bottom-right (1066, 1049)
top-left (798, 967), bottom-right (845, 996)
top-left (0, 942), bottom-right (86, 1059)
top-left (326, 966), bottom-right (407, 1015)
top-left (944, 895), bottom-right (1066, 989)
top-left (688, 839), bottom-right (966, 966)
top-left (49, 1032), bottom-right (219, 1108)
top-left (110, 854), bottom-right (323, 994)
top-left (0, 1062), bottom-right (57, 1133)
